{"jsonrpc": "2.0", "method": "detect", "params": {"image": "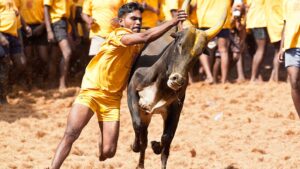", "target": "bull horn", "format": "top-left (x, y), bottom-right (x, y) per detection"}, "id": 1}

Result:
top-left (204, 0), bottom-right (231, 41)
